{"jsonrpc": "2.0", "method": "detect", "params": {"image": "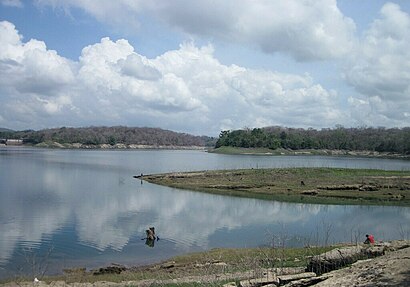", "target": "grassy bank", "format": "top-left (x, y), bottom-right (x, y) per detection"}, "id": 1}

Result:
top-left (141, 168), bottom-right (410, 206)
top-left (5, 242), bottom-right (410, 286)
top-left (6, 245), bottom-right (334, 285)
